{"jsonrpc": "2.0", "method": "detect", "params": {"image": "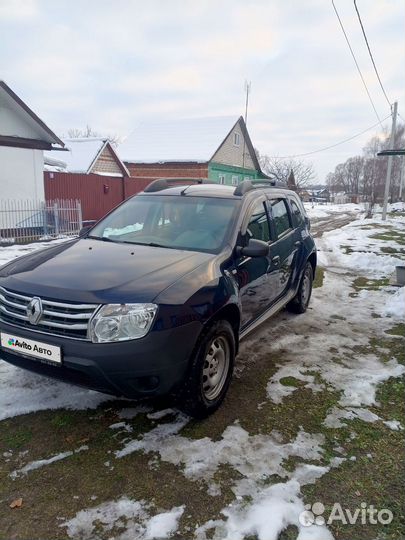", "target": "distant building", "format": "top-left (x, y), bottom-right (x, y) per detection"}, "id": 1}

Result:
top-left (298, 189), bottom-right (311, 202)
top-left (310, 188), bottom-right (330, 203)
top-left (118, 116), bottom-right (266, 185)
top-left (0, 80), bottom-right (63, 202)
top-left (44, 138), bottom-right (129, 177)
